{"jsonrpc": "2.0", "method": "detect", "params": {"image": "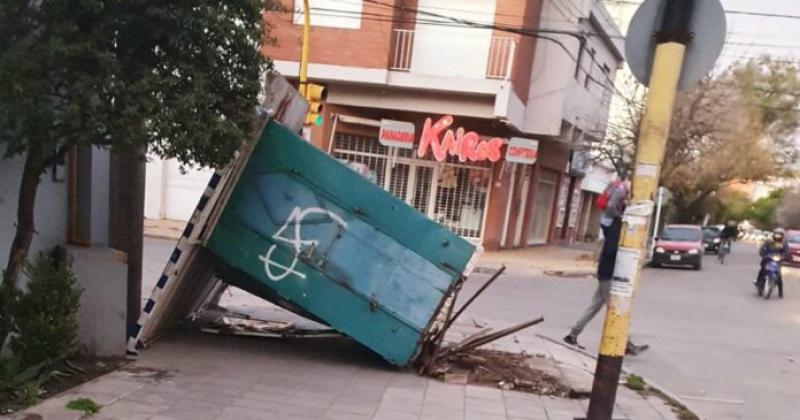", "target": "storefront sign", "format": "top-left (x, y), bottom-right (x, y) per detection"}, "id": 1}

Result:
top-left (505, 138), bottom-right (539, 164)
top-left (379, 119), bottom-right (416, 149)
top-left (417, 115), bottom-right (504, 163)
